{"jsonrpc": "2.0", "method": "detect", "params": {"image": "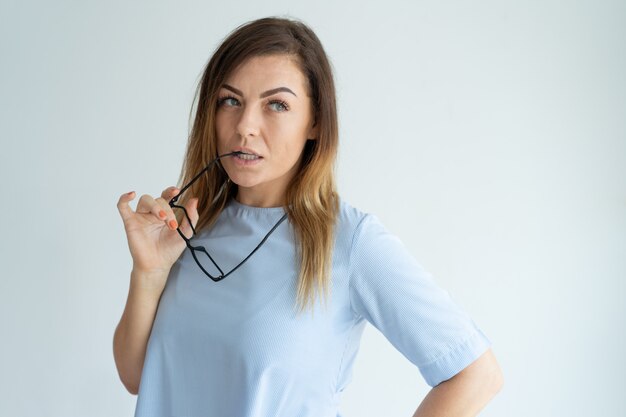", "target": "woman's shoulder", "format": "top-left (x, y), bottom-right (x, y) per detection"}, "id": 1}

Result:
top-left (334, 196), bottom-right (382, 241)
top-left (336, 196), bottom-right (368, 226)
top-left (335, 196), bottom-right (398, 248)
